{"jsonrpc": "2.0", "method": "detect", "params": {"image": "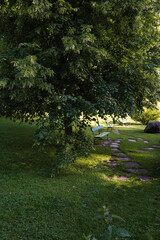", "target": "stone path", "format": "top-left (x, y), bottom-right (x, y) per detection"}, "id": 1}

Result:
top-left (102, 135), bottom-right (160, 182)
